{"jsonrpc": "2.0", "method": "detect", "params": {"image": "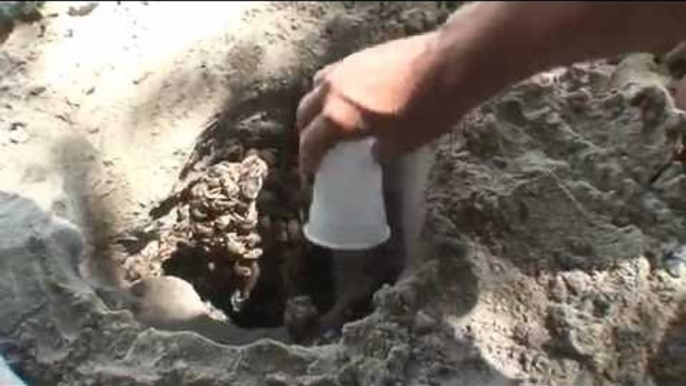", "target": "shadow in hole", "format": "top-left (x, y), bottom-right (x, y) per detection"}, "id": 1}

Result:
top-left (649, 300), bottom-right (686, 386)
top-left (161, 241), bottom-right (335, 329)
